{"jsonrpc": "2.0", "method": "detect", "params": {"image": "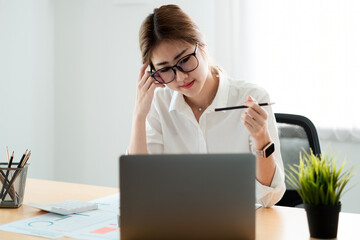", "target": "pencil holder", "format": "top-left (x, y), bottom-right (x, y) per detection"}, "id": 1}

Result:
top-left (0, 163), bottom-right (29, 208)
